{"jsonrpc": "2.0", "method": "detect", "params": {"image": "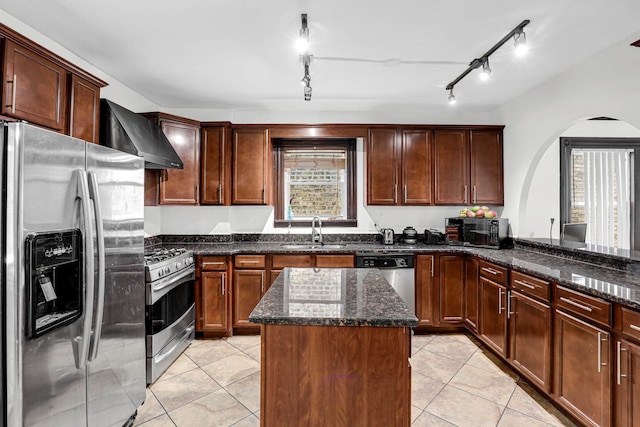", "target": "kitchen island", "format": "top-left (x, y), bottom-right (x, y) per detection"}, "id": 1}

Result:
top-left (249, 267), bottom-right (418, 427)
